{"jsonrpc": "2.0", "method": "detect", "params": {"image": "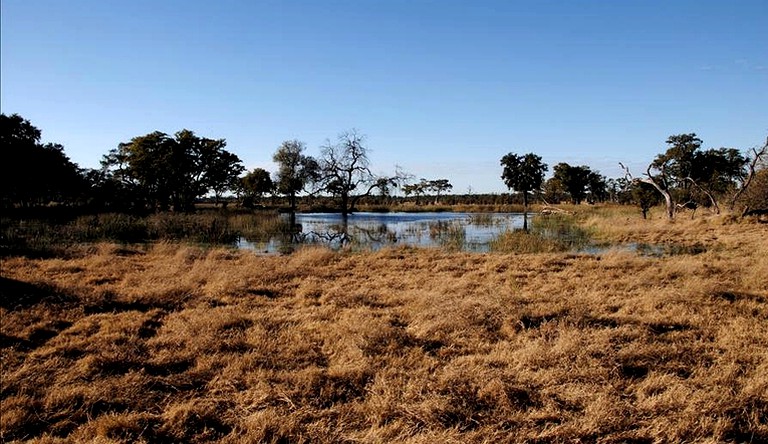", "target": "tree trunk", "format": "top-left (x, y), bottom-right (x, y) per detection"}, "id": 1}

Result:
top-left (730, 140), bottom-right (767, 211)
top-left (641, 167), bottom-right (674, 219)
top-left (522, 192), bottom-right (529, 231)
top-left (685, 177), bottom-right (720, 214)
top-left (341, 192), bottom-right (350, 216)
top-left (662, 189), bottom-right (674, 219)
